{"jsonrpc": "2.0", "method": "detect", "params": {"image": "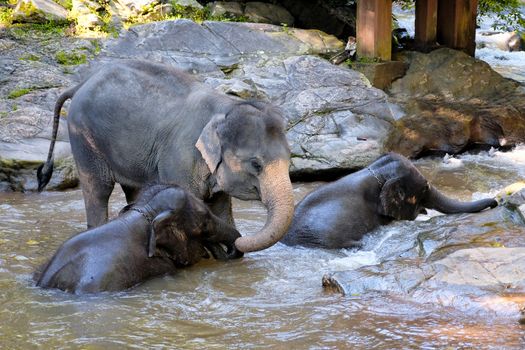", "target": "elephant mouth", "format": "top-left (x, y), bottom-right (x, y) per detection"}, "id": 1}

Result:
top-left (232, 186), bottom-right (260, 201)
top-left (203, 242), bottom-right (242, 260)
